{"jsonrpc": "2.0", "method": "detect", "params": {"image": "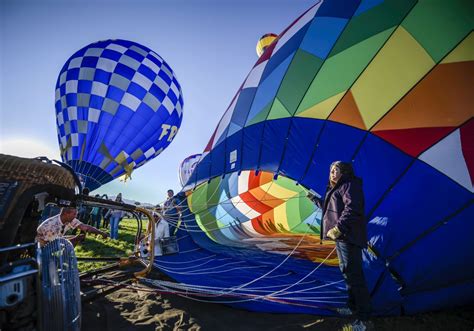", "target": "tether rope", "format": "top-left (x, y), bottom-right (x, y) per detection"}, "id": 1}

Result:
top-left (145, 217), bottom-right (341, 303)
top-left (132, 174), bottom-right (344, 307)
